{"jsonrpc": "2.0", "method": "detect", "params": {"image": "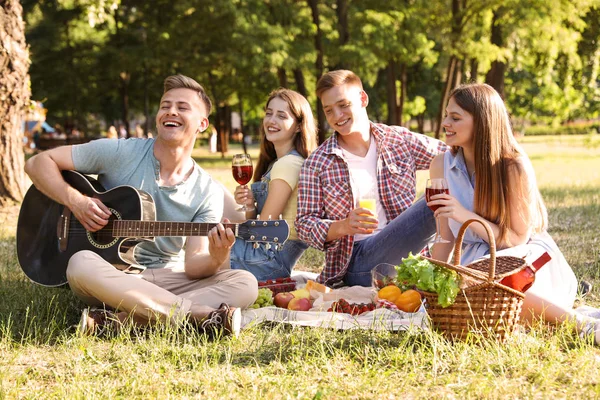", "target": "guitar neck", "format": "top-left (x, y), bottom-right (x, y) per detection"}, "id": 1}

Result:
top-left (112, 220), bottom-right (238, 237)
